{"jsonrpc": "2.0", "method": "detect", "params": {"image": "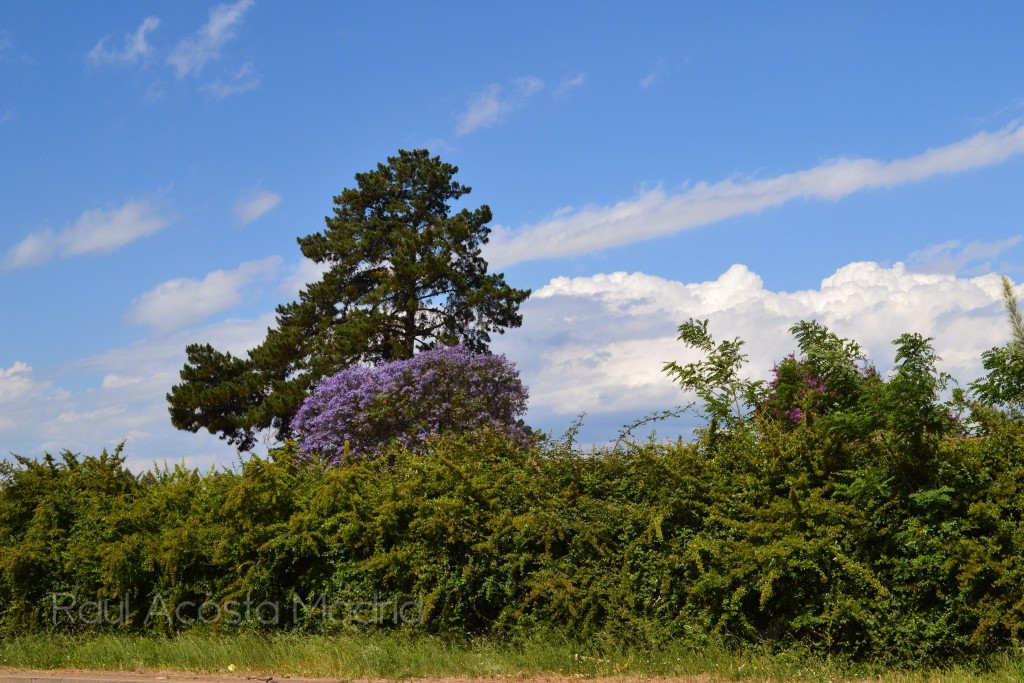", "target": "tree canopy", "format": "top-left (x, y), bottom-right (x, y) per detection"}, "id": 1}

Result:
top-left (167, 149), bottom-right (531, 450)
